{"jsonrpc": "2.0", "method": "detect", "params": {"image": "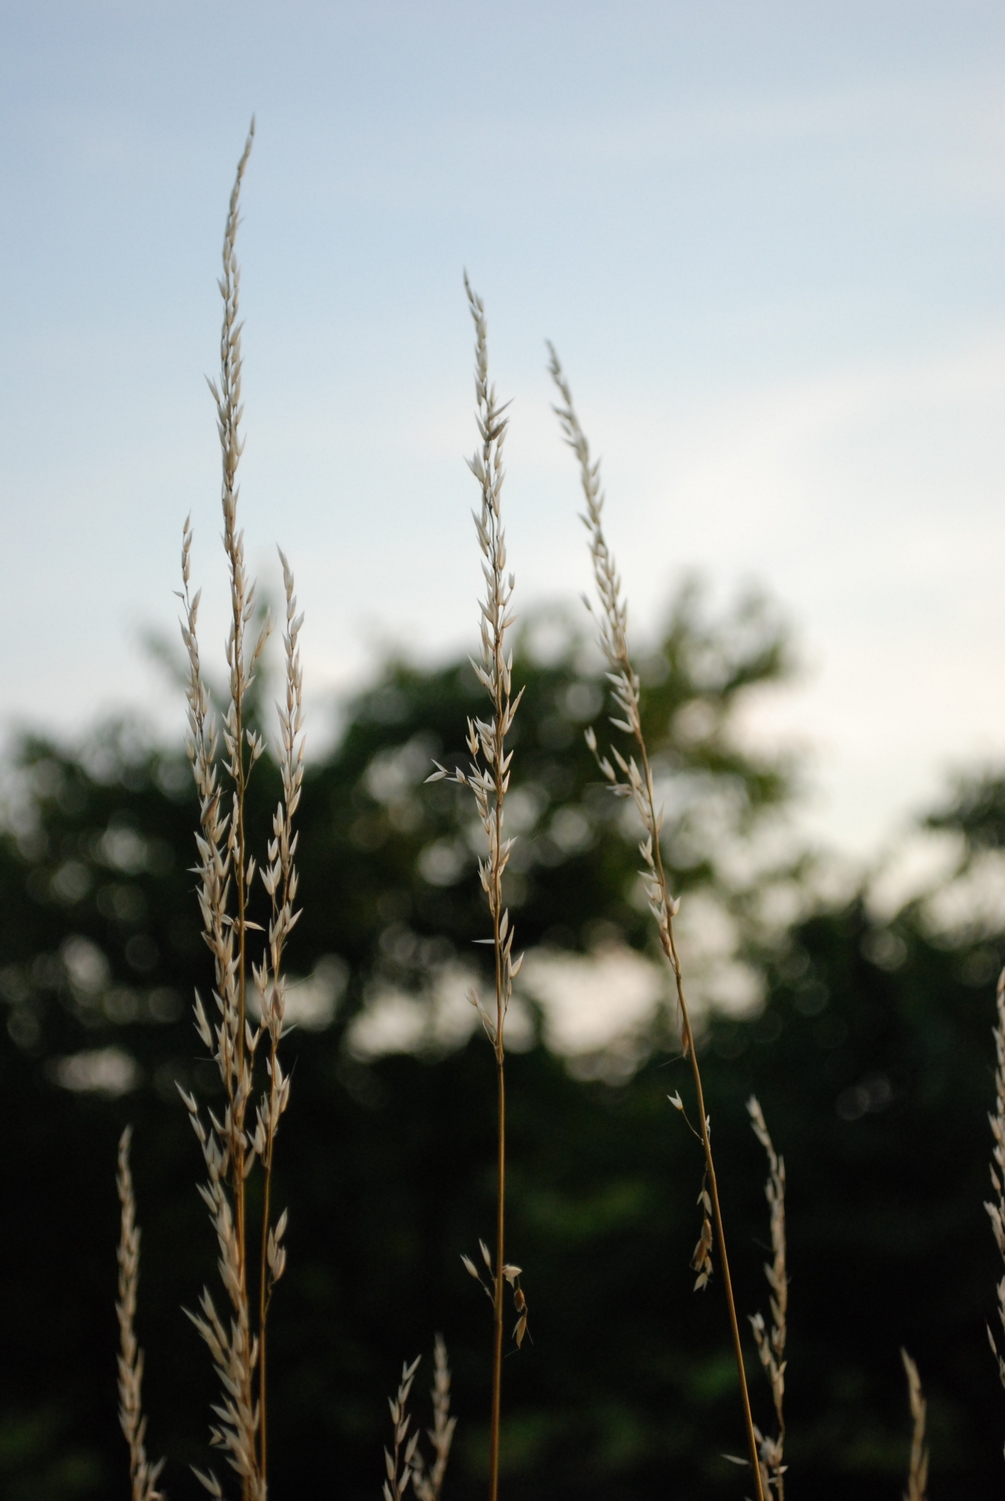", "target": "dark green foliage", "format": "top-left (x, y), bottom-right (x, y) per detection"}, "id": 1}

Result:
top-left (927, 769), bottom-right (1005, 853)
top-left (1, 587), bottom-right (1003, 1496)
